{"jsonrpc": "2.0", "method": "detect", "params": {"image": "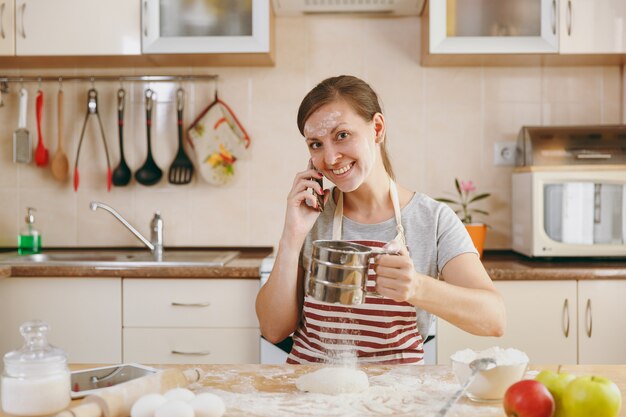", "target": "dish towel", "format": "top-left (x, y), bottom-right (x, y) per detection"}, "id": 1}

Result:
top-left (188, 99), bottom-right (250, 185)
